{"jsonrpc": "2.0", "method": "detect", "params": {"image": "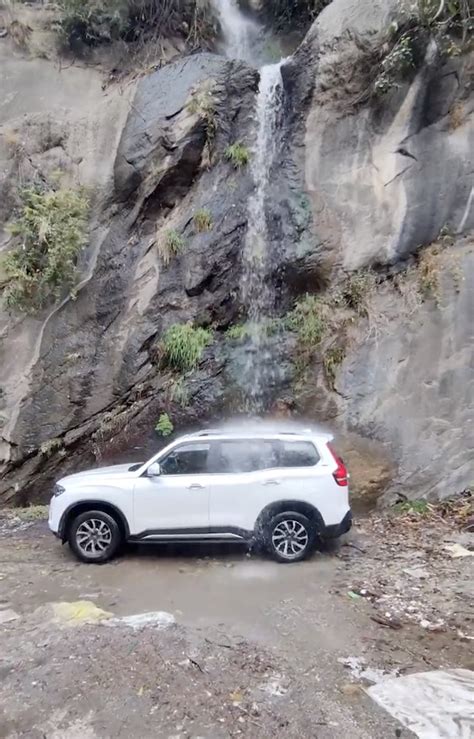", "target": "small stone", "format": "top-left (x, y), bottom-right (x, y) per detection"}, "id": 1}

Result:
top-left (0, 609), bottom-right (20, 625)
